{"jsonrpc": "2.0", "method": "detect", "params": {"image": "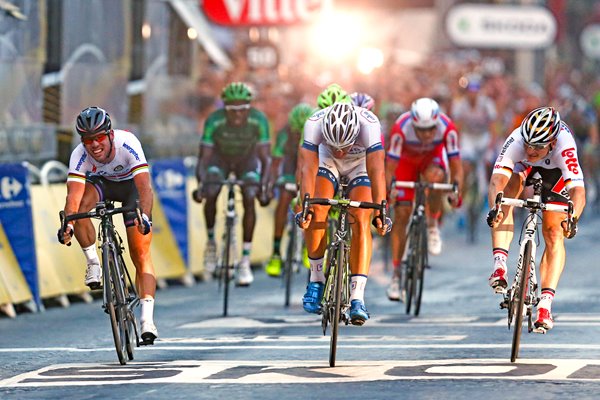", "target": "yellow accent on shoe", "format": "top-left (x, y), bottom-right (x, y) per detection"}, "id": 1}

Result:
top-left (265, 255), bottom-right (282, 277)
